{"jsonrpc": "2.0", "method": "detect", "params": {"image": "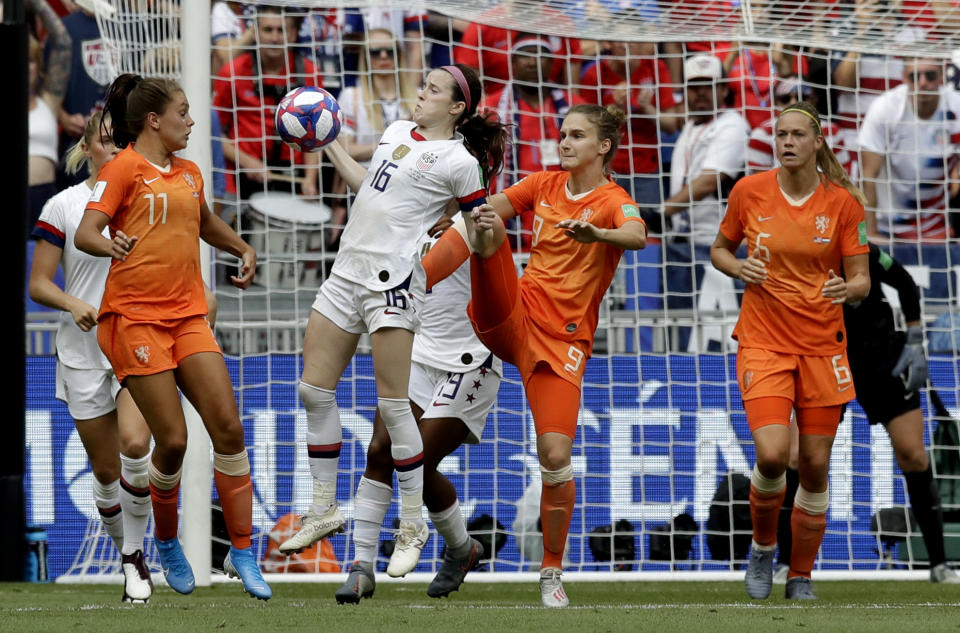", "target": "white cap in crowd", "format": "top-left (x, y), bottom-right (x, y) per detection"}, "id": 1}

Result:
top-left (684, 54), bottom-right (723, 82)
